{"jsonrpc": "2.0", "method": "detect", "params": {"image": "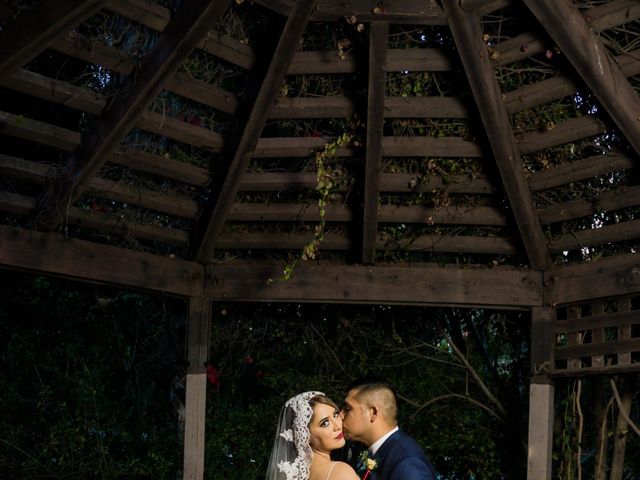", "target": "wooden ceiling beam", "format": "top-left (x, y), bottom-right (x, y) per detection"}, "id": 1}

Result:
top-left (35, 0), bottom-right (229, 230)
top-left (0, 224), bottom-right (538, 307)
top-left (362, 22), bottom-right (388, 264)
top-left (0, 0), bottom-right (105, 79)
top-left (194, 0), bottom-right (319, 263)
top-left (205, 261), bottom-right (542, 308)
top-left (522, 0), bottom-right (640, 158)
top-left (0, 225), bottom-right (202, 297)
top-left (443, 0), bottom-right (550, 269)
